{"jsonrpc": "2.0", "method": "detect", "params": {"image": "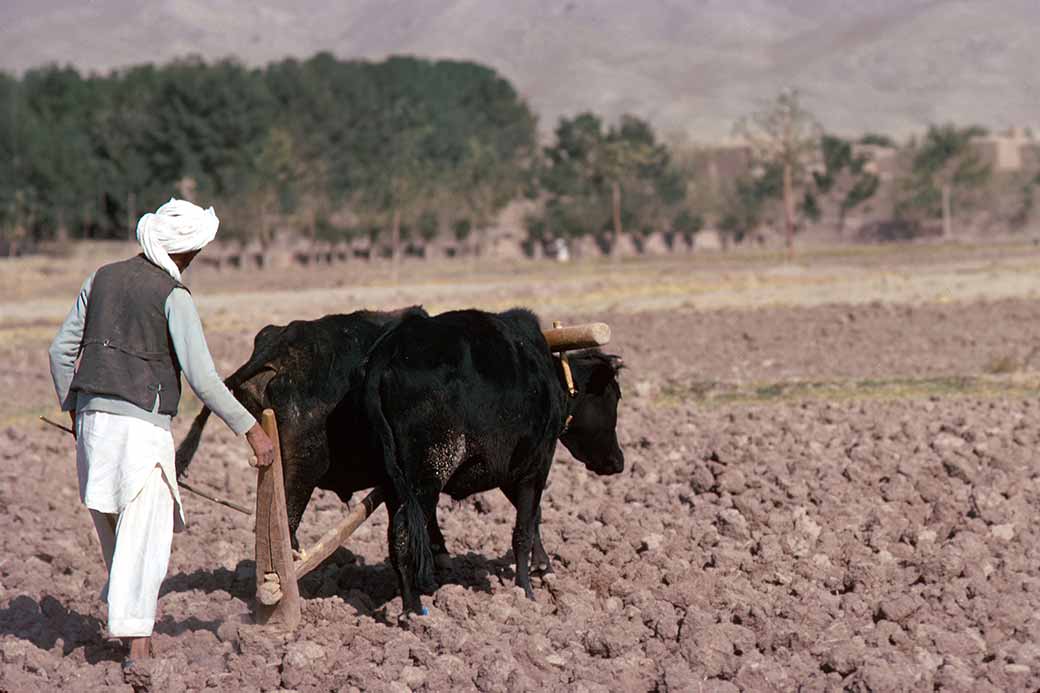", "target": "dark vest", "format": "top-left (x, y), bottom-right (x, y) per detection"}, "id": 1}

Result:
top-left (70, 254), bottom-right (187, 415)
